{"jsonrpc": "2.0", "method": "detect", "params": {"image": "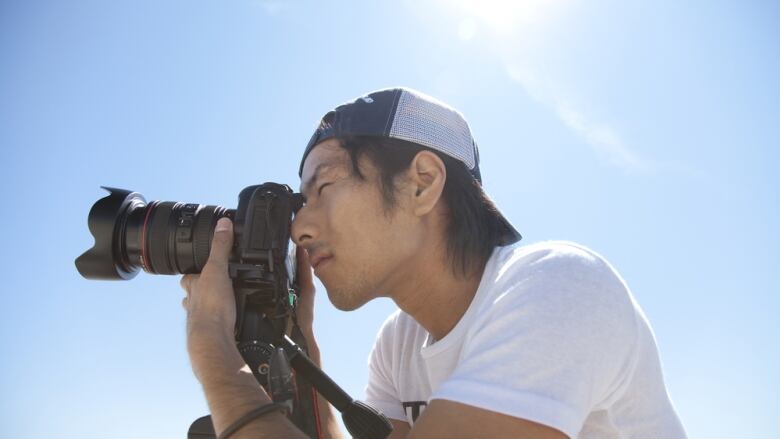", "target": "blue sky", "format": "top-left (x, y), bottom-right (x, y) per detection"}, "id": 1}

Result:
top-left (1, 1), bottom-right (777, 437)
